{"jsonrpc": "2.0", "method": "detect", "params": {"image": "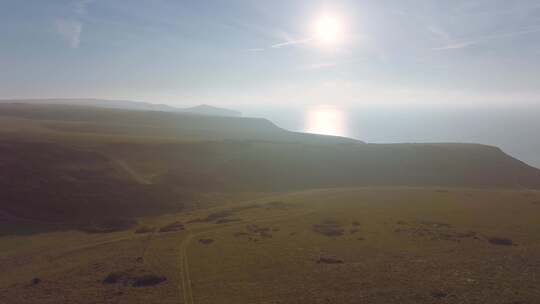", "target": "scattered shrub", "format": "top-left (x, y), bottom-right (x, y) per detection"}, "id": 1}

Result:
top-left (317, 257), bottom-right (344, 264)
top-left (431, 291), bottom-right (448, 298)
top-left (198, 238), bottom-right (214, 245)
top-left (488, 237), bottom-right (514, 246)
top-left (264, 201), bottom-right (290, 209)
top-left (234, 232), bottom-right (249, 237)
top-left (103, 272), bottom-right (124, 284)
top-left (189, 210), bottom-right (235, 223)
top-left (103, 271), bottom-right (167, 287)
top-left (132, 275), bottom-right (167, 287)
top-left (215, 218), bottom-right (241, 224)
top-left (159, 221), bottom-right (184, 233)
top-left (79, 218), bottom-right (137, 233)
top-left (312, 221), bottom-right (345, 237)
top-left (135, 226), bottom-right (155, 234)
